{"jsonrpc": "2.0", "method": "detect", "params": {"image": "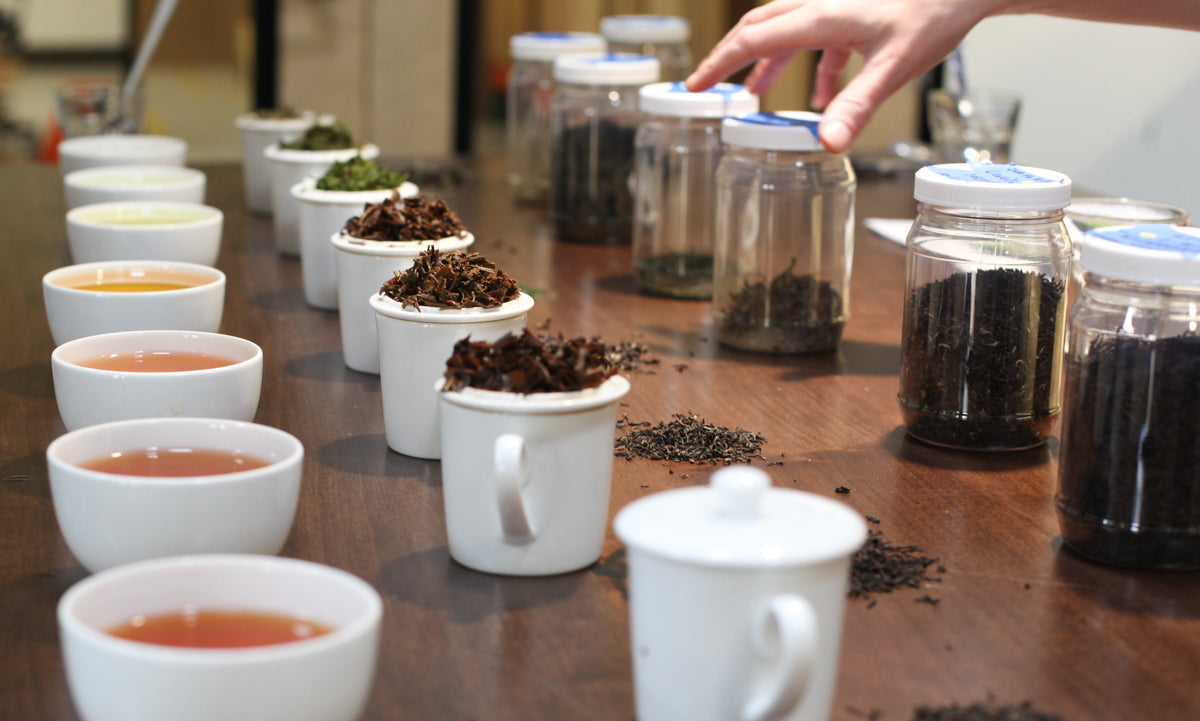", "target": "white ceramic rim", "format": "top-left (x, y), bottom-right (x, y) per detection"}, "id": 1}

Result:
top-left (436, 374), bottom-right (630, 414)
top-left (43, 260), bottom-right (225, 298)
top-left (233, 111), bottom-right (320, 132)
top-left (52, 329), bottom-right (261, 377)
top-left (67, 201), bottom-right (223, 231)
top-left (57, 553), bottom-right (382, 664)
top-left (58, 134), bottom-right (187, 158)
top-left (290, 178), bottom-right (419, 206)
top-left (369, 290), bottom-right (534, 324)
top-left (263, 143), bottom-right (379, 165)
top-left (64, 165), bottom-right (205, 191)
top-left (331, 231), bottom-right (474, 257)
top-left (46, 416), bottom-right (300, 487)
